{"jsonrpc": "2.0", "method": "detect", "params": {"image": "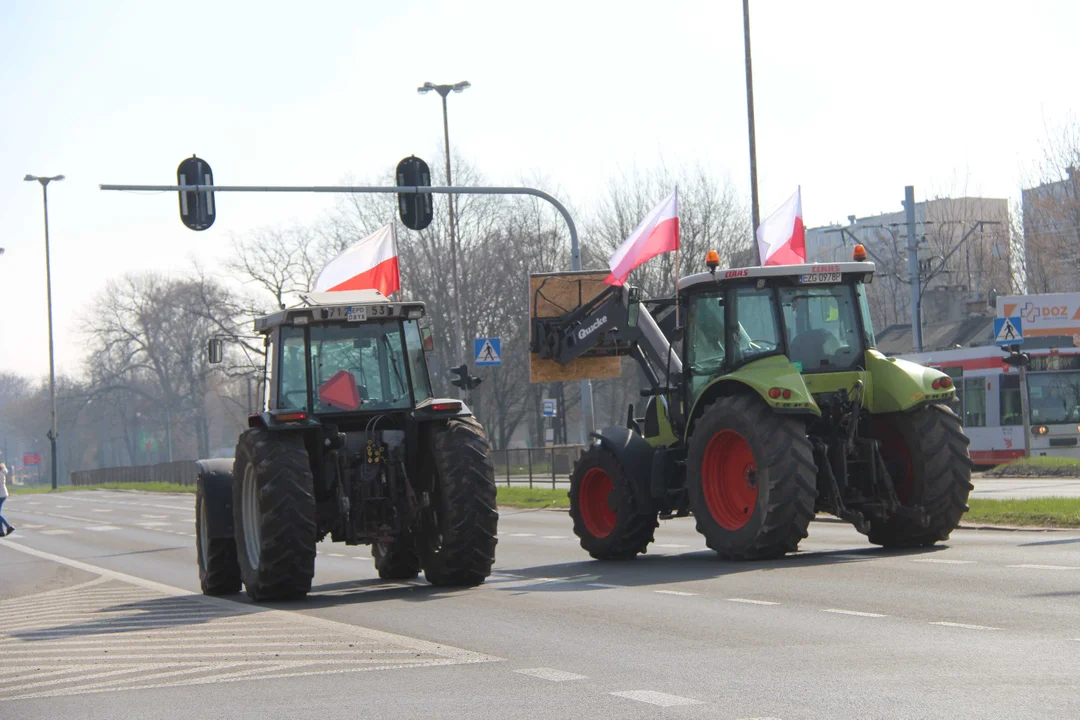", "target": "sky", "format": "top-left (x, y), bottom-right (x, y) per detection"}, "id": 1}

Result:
top-left (1, 0), bottom-right (1077, 379)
